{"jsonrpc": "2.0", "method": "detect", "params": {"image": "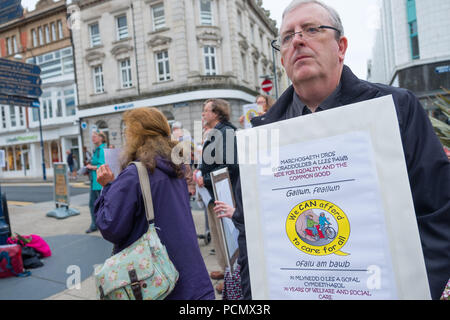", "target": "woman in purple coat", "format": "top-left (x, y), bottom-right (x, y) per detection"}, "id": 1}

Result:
top-left (94, 107), bottom-right (214, 300)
